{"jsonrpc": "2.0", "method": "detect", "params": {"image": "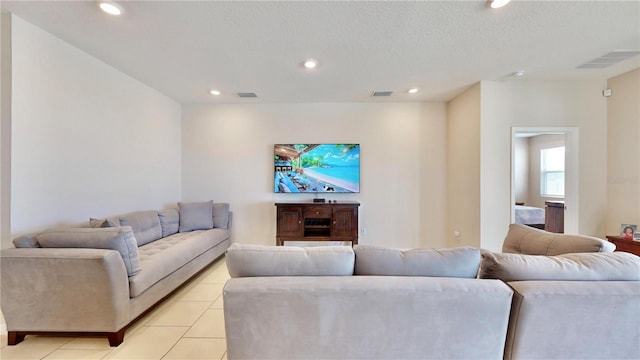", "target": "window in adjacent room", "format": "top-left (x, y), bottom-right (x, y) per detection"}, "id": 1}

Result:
top-left (540, 146), bottom-right (565, 197)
